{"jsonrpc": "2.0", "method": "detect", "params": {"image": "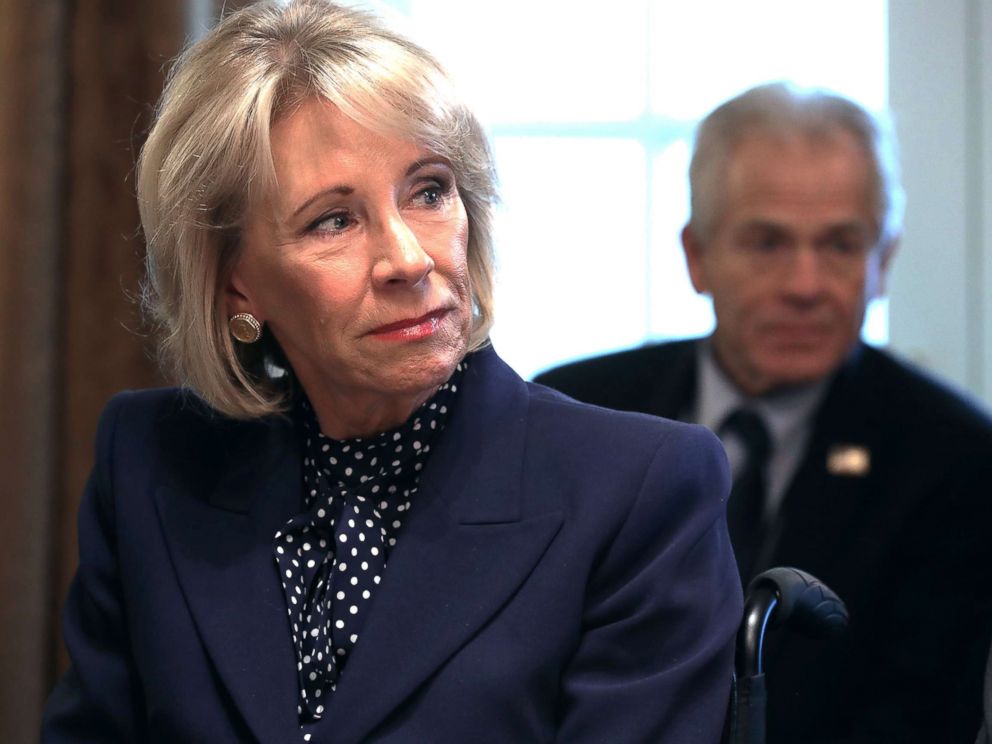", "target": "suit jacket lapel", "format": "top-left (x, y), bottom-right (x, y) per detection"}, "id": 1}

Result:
top-left (320, 347), bottom-right (563, 743)
top-left (154, 410), bottom-right (304, 744)
top-left (765, 344), bottom-right (878, 575)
